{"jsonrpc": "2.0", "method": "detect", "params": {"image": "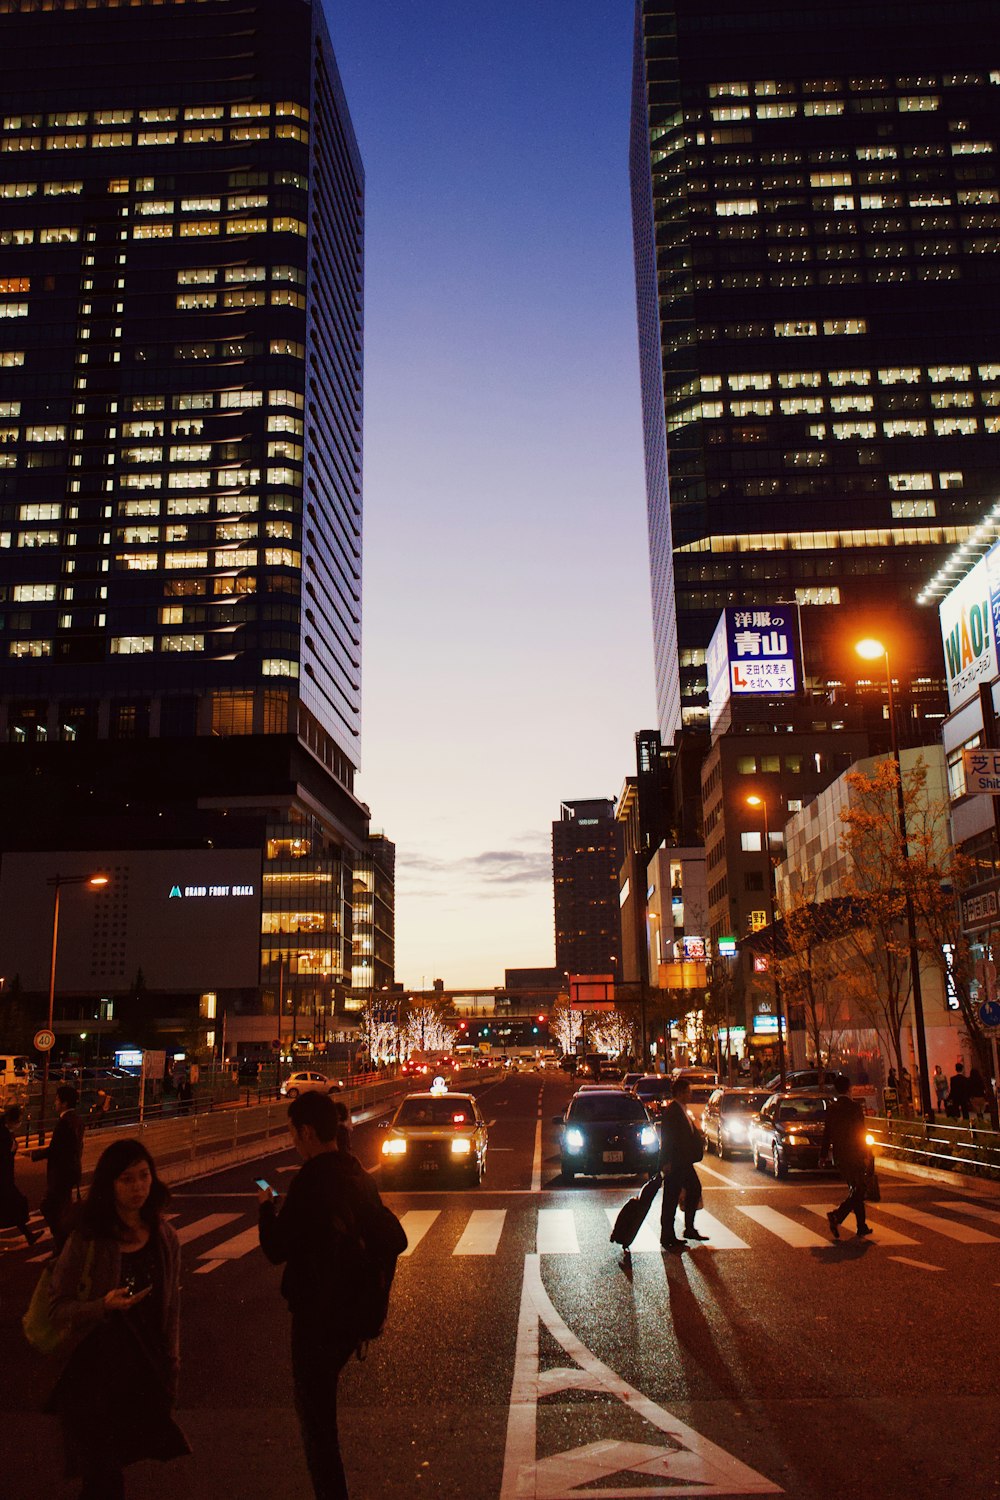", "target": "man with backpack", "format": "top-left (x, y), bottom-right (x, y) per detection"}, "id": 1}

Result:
top-left (257, 1090), bottom-right (405, 1500)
